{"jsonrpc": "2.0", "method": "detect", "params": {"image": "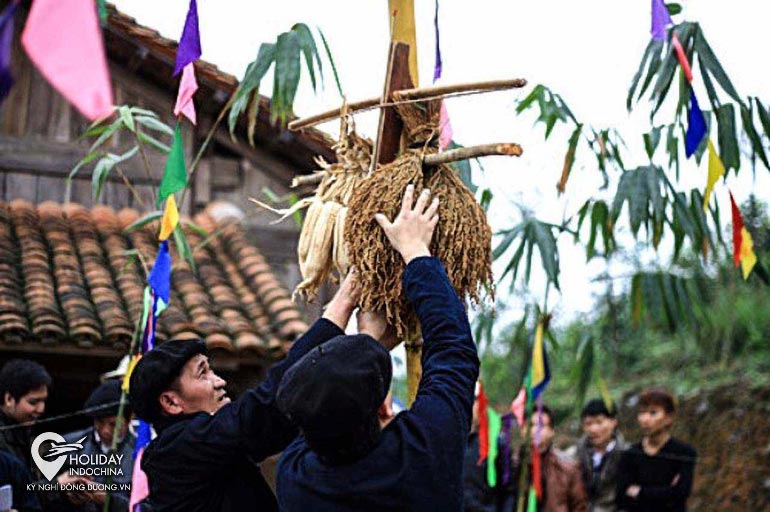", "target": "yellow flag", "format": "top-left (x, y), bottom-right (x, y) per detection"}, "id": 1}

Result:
top-left (388, 0), bottom-right (419, 85)
top-left (121, 354), bottom-right (142, 392)
top-left (740, 226), bottom-right (757, 279)
top-left (703, 139), bottom-right (726, 211)
top-left (159, 195), bottom-right (179, 241)
top-left (532, 320), bottom-right (546, 387)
